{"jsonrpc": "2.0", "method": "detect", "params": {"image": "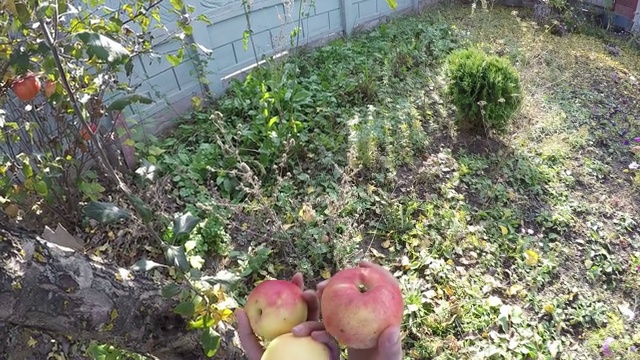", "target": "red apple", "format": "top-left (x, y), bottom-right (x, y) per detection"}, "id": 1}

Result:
top-left (321, 265), bottom-right (403, 349)
top-left (44, 80), bottom-right (57, 98)
top-left (80, 123), bottom-right (98, 141)
top-left (261, 333), bottom-right (330, 360)
top-left (245, 279), bottom-right (308, 341)
top-left (12, 73), bottom-right (41, 102)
